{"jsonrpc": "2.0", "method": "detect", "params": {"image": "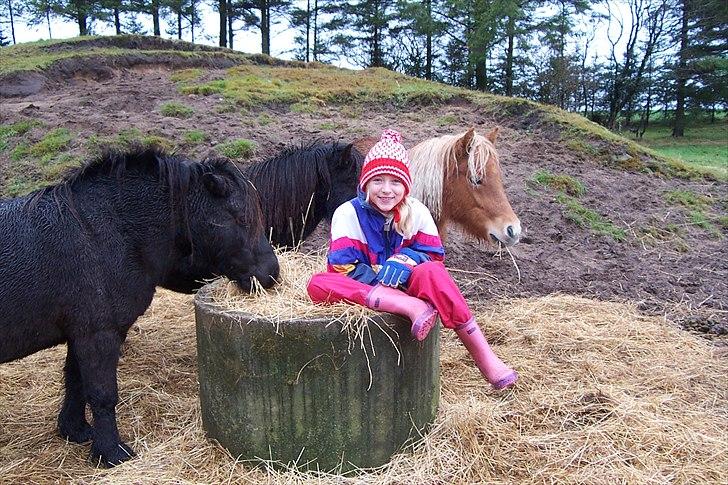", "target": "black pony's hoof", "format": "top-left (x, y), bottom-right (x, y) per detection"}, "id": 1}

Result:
top-left (58, 420), bottom-right (93, 444)
top-left (90, 441), bottom-right (136, 467)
